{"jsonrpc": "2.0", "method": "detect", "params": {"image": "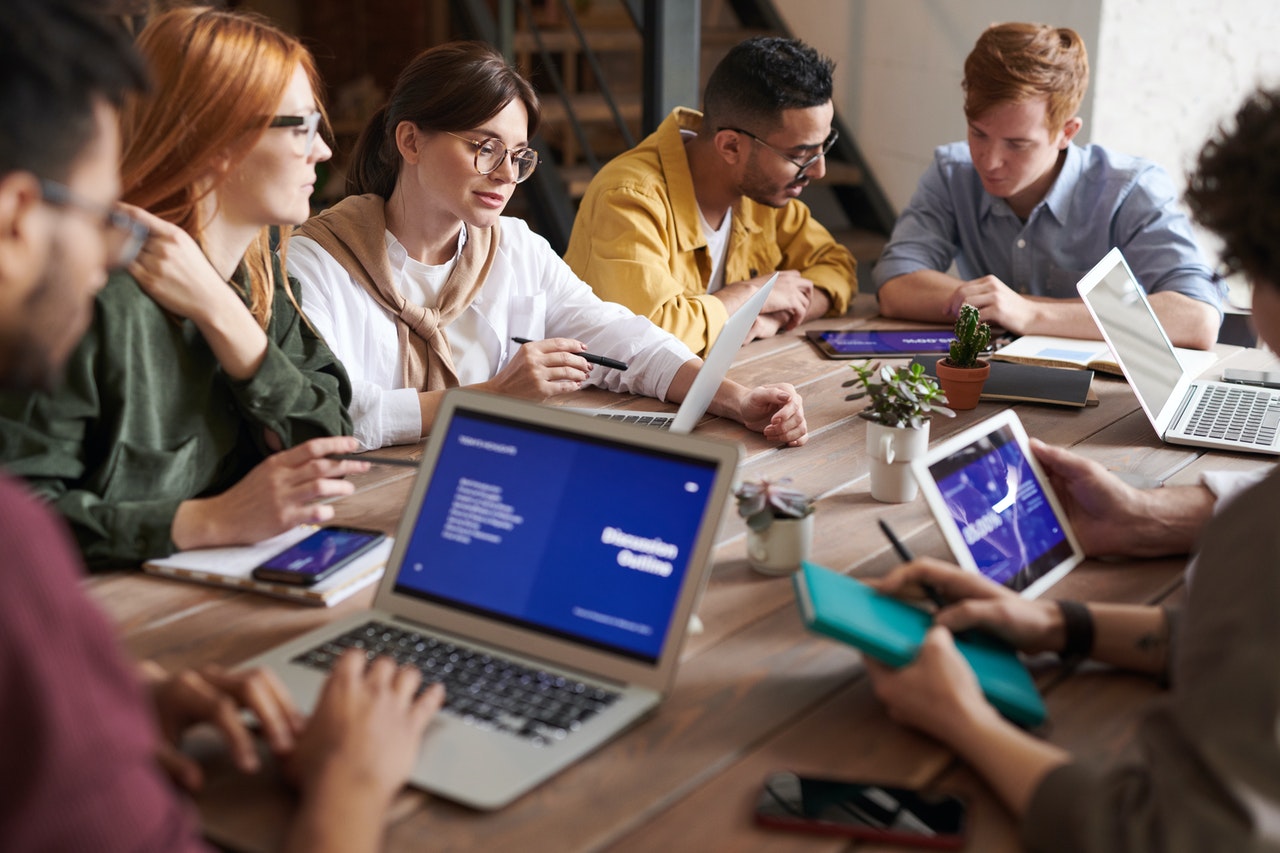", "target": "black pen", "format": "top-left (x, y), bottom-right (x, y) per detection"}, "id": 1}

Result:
top-left (329, 453), bottom-right (419, 469)
top-left (511, 337), bottom-right (628, 371)
top-left (877, 518), bottom-right (947, 609)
